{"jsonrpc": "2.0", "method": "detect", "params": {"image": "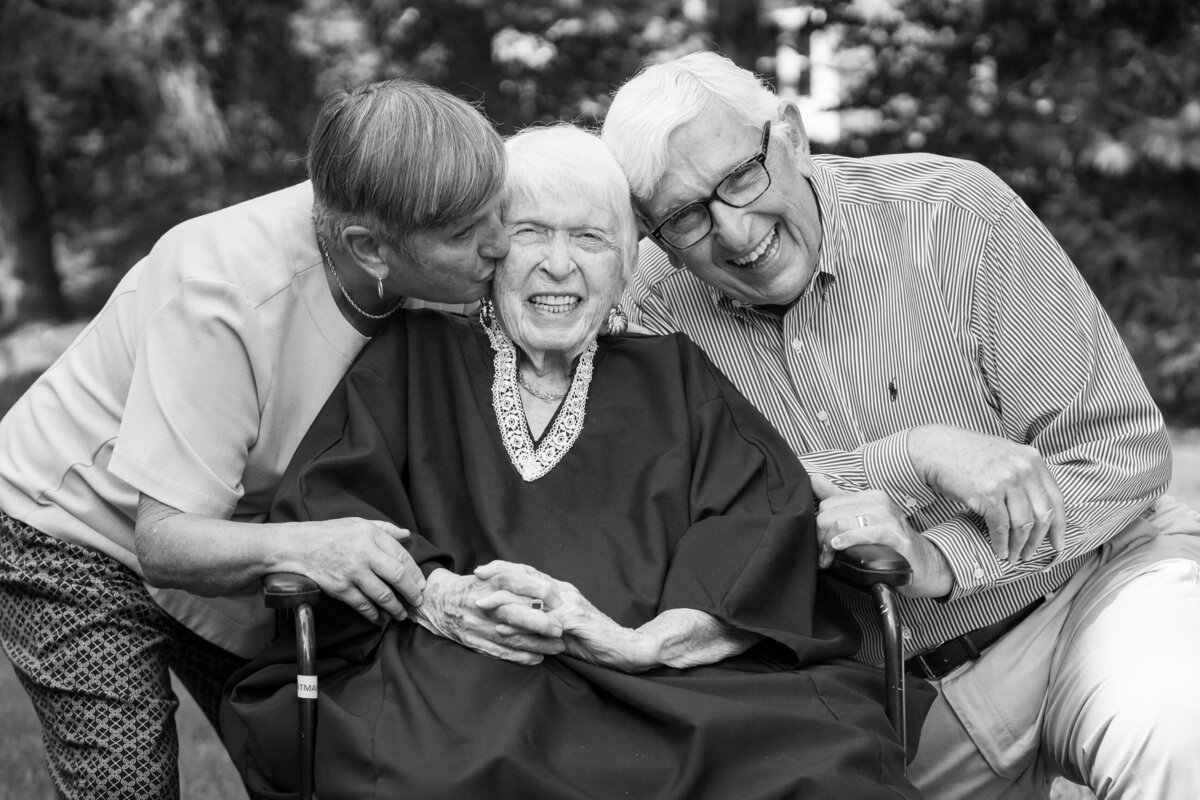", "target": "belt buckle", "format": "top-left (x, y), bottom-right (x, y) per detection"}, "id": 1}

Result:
top-left (909, 653), bottom-right (944, 682)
